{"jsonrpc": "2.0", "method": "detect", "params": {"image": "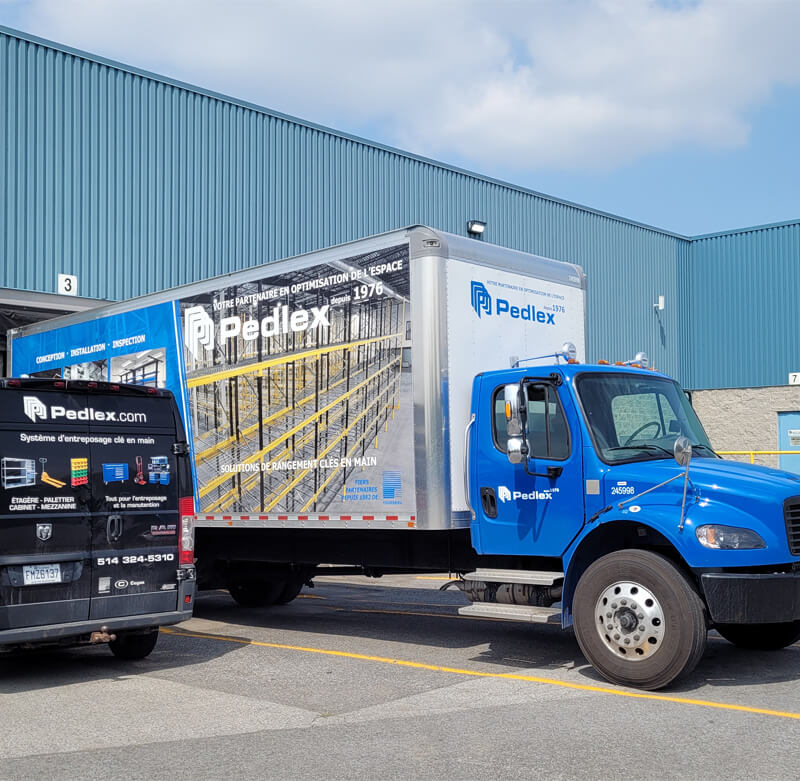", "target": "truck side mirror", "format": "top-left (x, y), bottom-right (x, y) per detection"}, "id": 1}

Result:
top-left (503, 384), bottom-right (524, 437)
top-left (674, 435), bottom-right (692, 467)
